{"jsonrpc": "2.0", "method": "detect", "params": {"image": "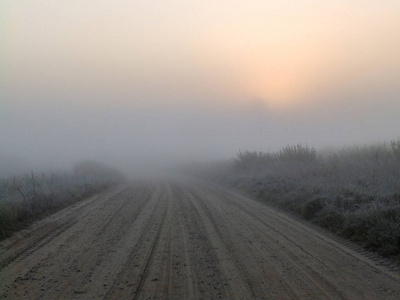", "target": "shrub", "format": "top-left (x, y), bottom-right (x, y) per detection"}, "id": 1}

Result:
top-left (232, 144), bottom-right (316, 174)
top-left (221, 138), bottom-right (400, 258)
top-left (302, 197), bottom-right (325, 220)
top-left (0, 162), bottom-right (124, 240)
top-left (278, 144), bottom-right (317, 162)
top-left (314, 207), bottom-right (345, 231)
top-left (232, 151), bottom-right (274, 172)
top-left (391, 138), bottom-right (400, 160)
